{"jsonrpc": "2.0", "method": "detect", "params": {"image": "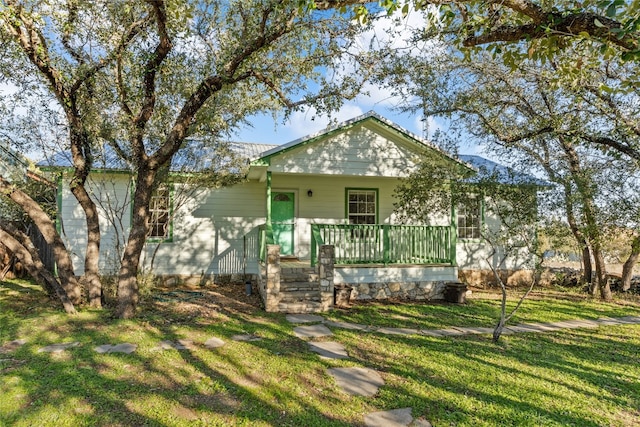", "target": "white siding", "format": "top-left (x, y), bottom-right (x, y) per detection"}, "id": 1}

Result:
top-left (268, 122), bottom-right (433, 178)
top-left (142, 181), bottom-right (266, 276)
top-left (59, 173), bottom-right (132, 275)
top-left (271, 174), bottom-right (449, 259)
